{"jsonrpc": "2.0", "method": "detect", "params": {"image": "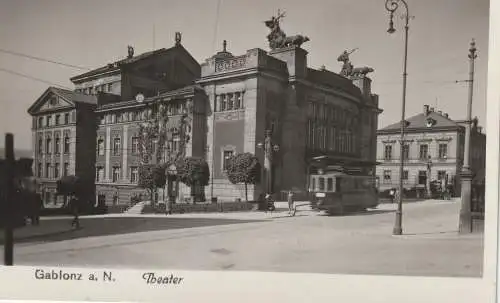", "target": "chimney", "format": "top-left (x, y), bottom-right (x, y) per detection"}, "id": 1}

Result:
top-left (444, 113), bottom-right (449, 118)
top-left (430, 107), bottom-right (435, 112)
top-left (424, 105), bottom-right (430, 115)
